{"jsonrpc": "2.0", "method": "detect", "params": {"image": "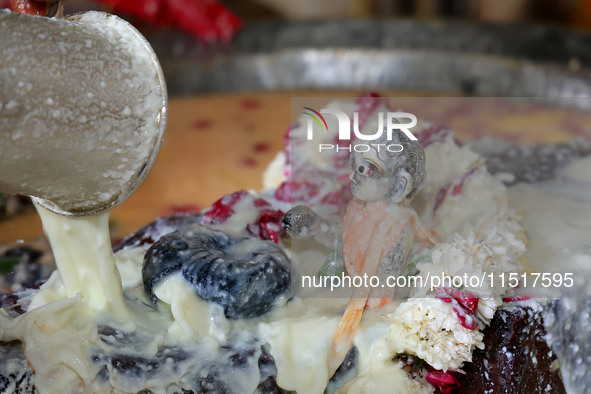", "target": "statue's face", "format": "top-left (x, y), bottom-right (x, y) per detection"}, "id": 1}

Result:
top-left (349, 148), bottom-right (413, 203)
top-left (349, 150), bottom-right (394, 202)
